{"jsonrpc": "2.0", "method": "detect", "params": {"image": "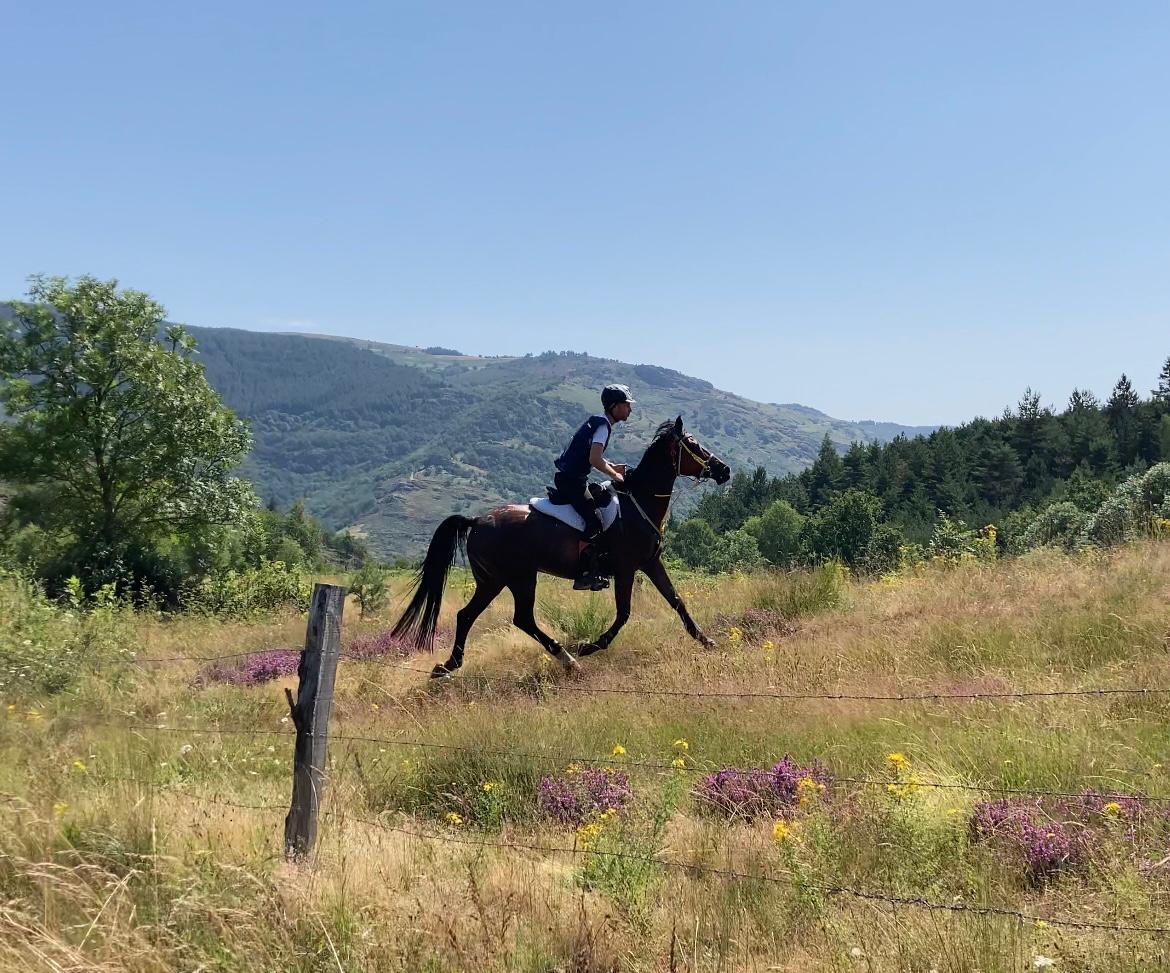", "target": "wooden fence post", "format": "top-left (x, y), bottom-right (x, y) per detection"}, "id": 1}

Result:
top-left (284, 582), bottom-right (346, 860)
